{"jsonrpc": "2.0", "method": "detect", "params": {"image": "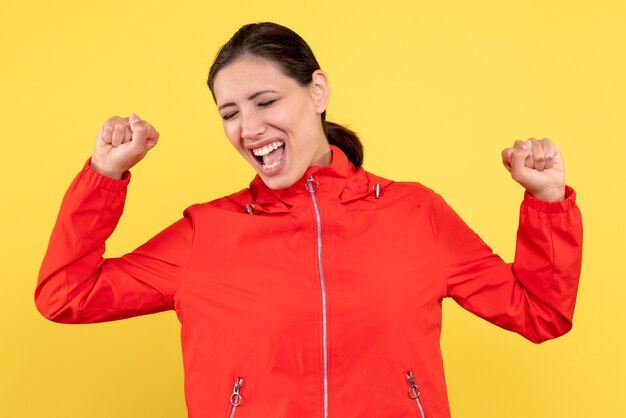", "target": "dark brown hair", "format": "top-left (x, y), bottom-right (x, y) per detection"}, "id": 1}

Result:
top-left (207, 22), bottom-right (364, 168)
